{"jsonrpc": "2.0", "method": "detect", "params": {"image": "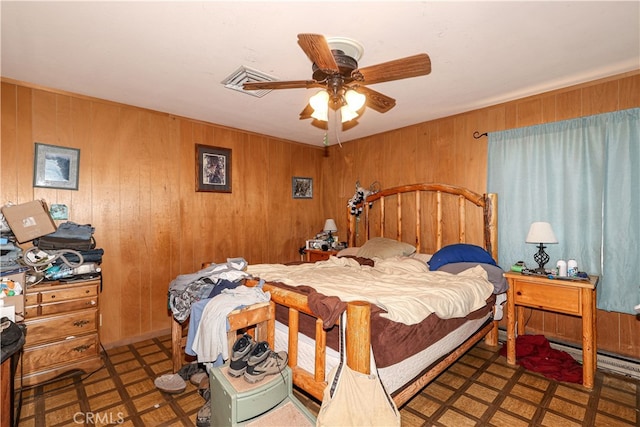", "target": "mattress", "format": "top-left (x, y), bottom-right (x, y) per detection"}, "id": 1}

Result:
top-left (274, 311), bottom-right (492, 394)
top-left (272, 283), bottom-right (495, 369)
